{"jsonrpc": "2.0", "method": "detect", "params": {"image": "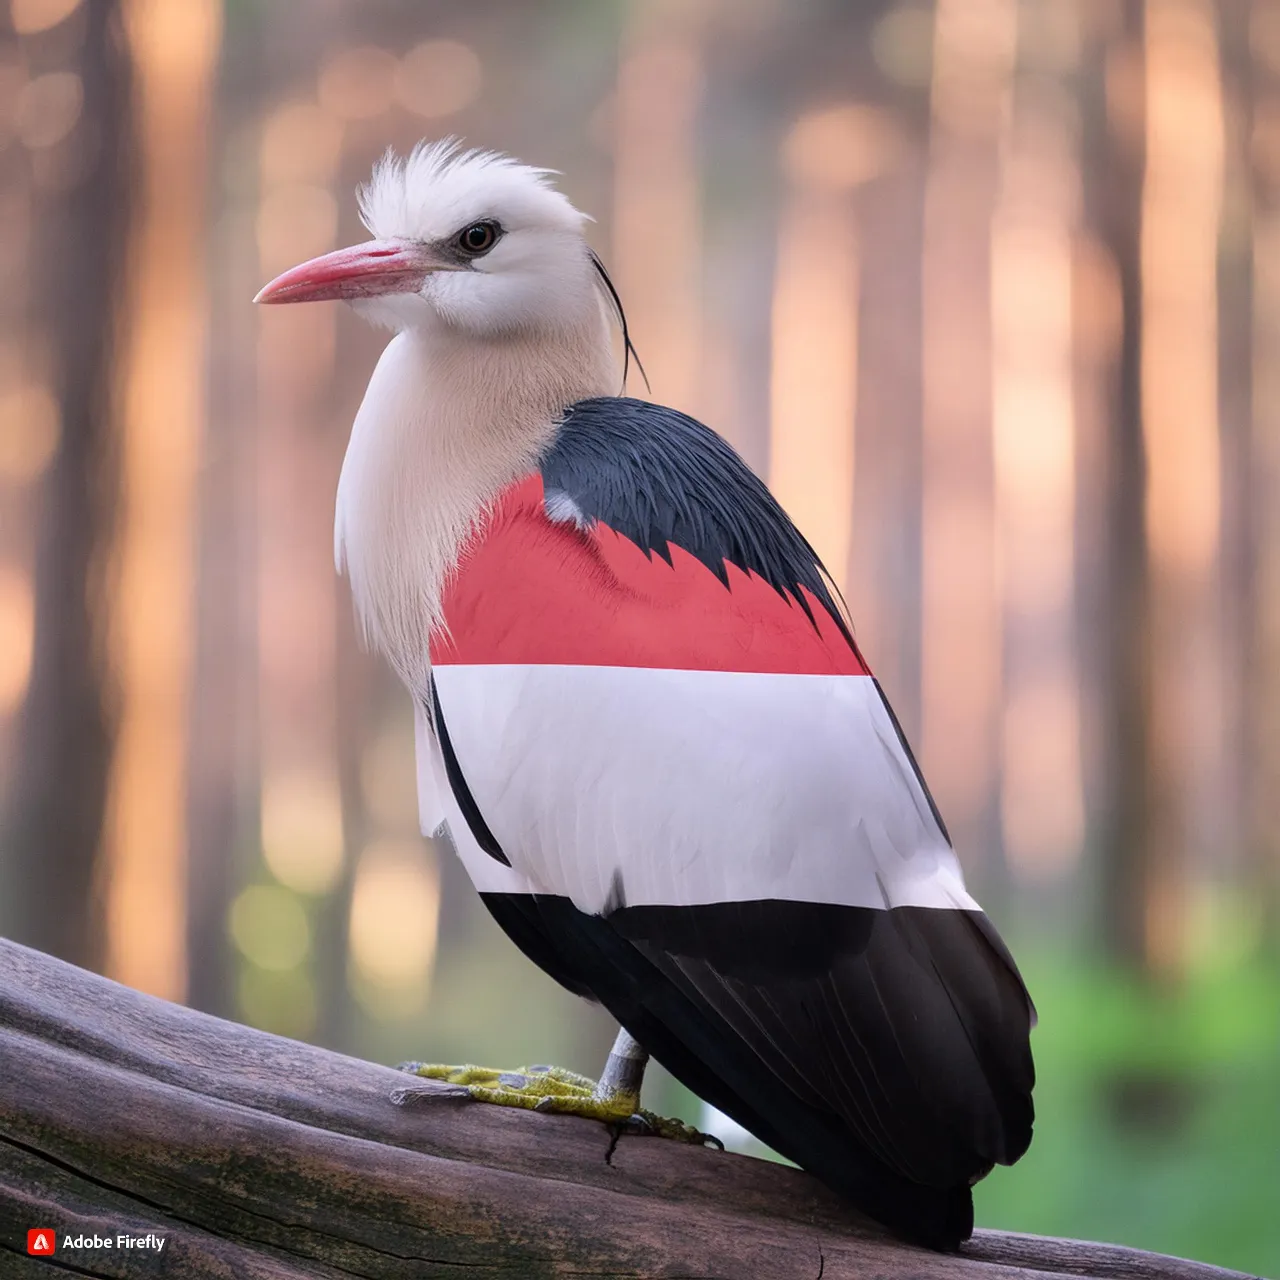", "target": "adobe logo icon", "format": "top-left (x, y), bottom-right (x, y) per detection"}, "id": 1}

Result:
top-left (27, 1228), bottom-right (56, 1256)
